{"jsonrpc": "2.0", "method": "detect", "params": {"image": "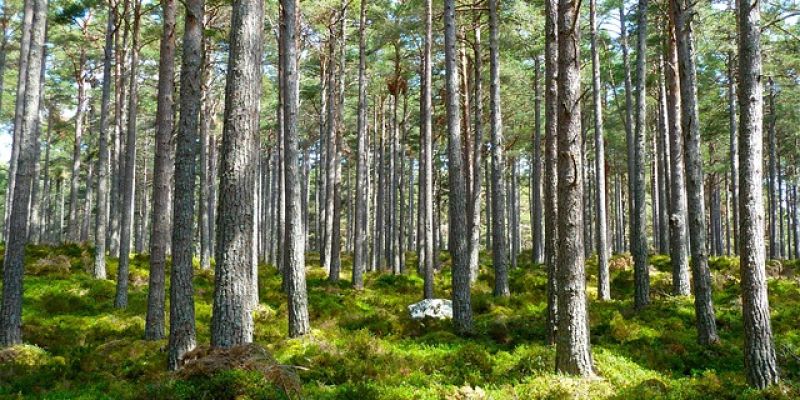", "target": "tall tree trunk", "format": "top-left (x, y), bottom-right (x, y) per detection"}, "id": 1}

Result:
top-left (0, 0), bottom-right (46, 345)
top-left (211, 0), bottom-right (263, 347)
top-left (3, 0), bottom-right (33, 241)
top-left (664, 29), bottom-right (691, 296)
top-left (94, 0), bottom-right (117, 279)
top-left (531, 56), bottom-right (543, 264)
top-left (282, 0), bottom-right (311, 336)
top-left (488, 0), bottom-right (509, 297)
top-left (555, 0), bottom-right (594, 376)
top-left (737, 0), bottom-right (779, 386)
top-left (590, 0), bottom-right (609, 300)
top-left (767, 77), bottom-right (778, 259)
top-left (146, 0), bottom-right (177, 341)
top-left (420, 0), bottom-right (434, 298)
top-left (114, 0), bottom-right (142, 309)
top-left (631, 0), bottom-right (649, 310)
top-left (671, 0), bottom-right (719, 345)
top-left (619, 3), bottom-right (634, 254)
top-left (352, 0), bottom-right (368, 290)
top-left (68, 52), bottom-right (88, 242)
top-left (728, 51), bottom-right (738, 253)
top-left (167, 0), bottom-right (202, 369)
top-left (543, 0), bottom-right (559, 345)
top-left (444, 0), bottom-right (472, 335)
